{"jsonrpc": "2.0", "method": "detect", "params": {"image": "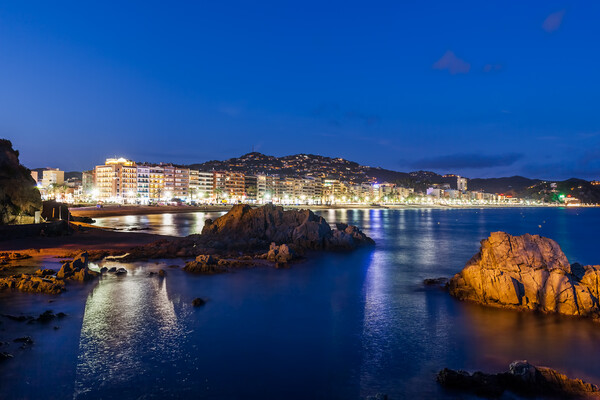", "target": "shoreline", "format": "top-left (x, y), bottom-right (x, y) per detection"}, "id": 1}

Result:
top-left (69, 203), bottom-right (578, 219)
top-left (0, 223), bottom-right (170, 261)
